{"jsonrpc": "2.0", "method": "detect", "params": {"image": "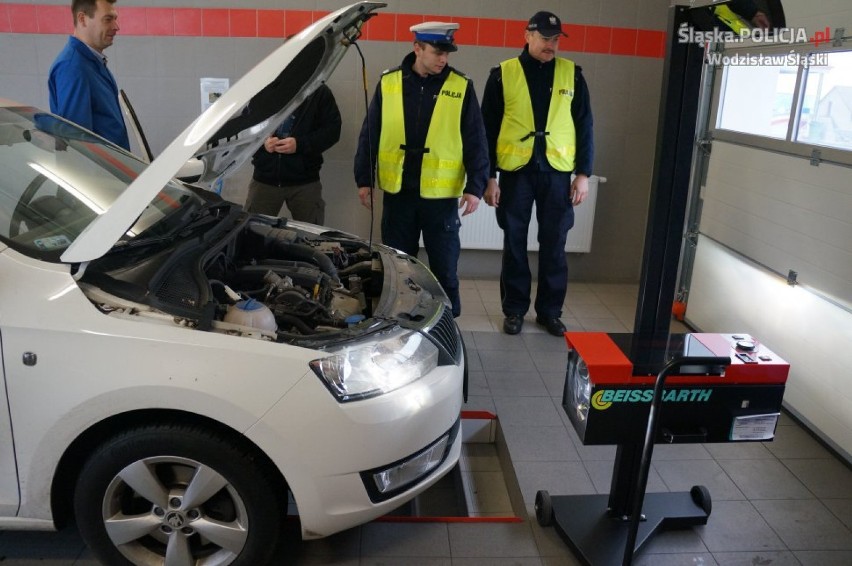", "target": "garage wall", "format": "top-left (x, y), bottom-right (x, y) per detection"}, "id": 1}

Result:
top-left (700, 142), bottom-right (852, 312)
top-left (686, 4), bottom-right (852, 460)
top-left (688, 236), bottom-right (852, 462)
top-left (0, 0), bottom-right (671, 284)
top-left (784, 0), bottom-right (852, 35)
